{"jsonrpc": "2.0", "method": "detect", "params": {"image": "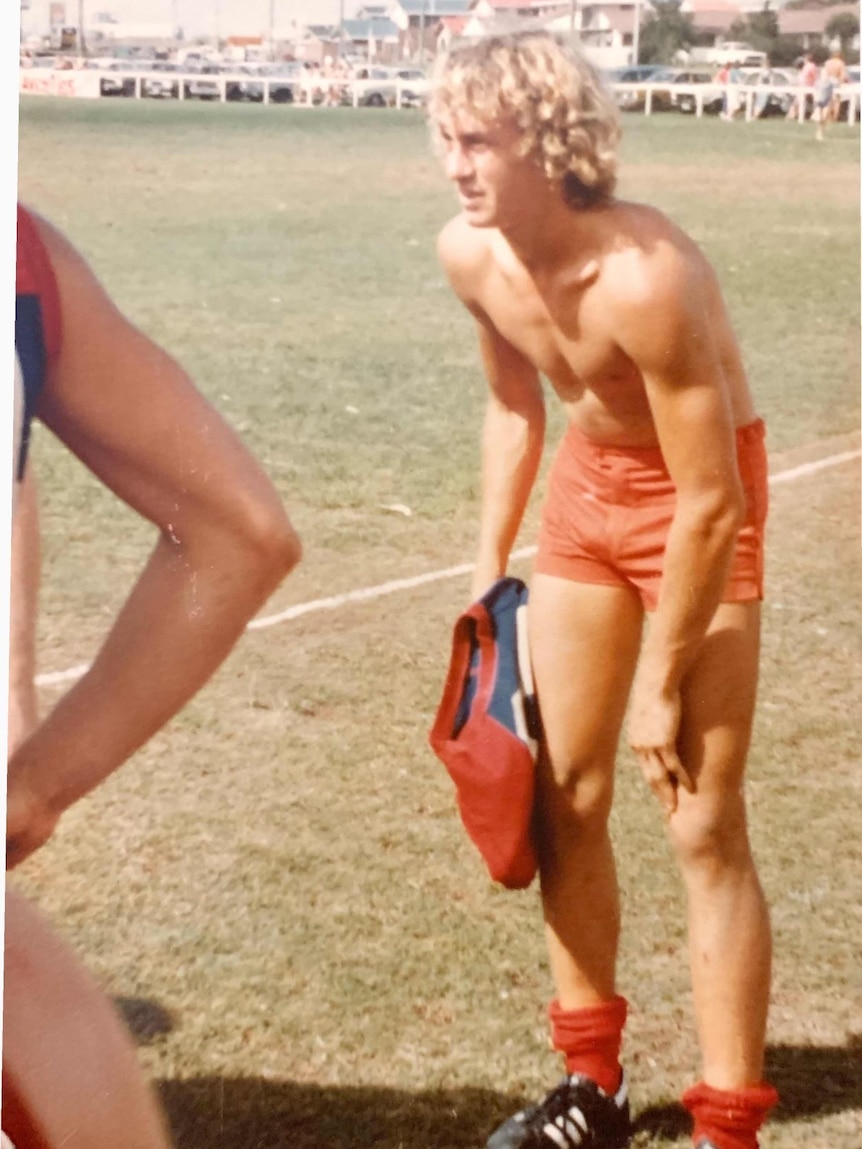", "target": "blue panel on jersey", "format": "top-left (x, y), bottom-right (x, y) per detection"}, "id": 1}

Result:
top-left (14, 293), bottom-right (47, 478)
